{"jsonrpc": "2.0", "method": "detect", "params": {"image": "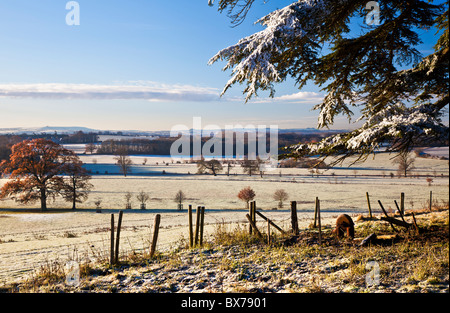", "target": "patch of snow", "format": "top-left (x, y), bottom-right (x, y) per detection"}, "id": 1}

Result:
top-left (17, 213), bottom-right (75, 222)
